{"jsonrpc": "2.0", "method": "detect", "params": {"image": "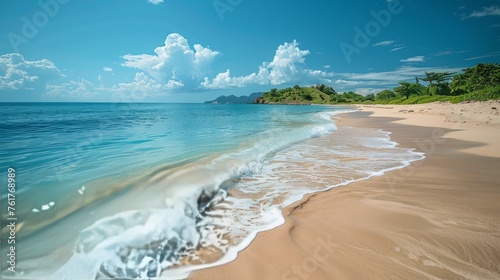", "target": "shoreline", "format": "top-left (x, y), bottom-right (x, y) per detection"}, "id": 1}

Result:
top-left (190, 101), bottom-right (500, 279)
